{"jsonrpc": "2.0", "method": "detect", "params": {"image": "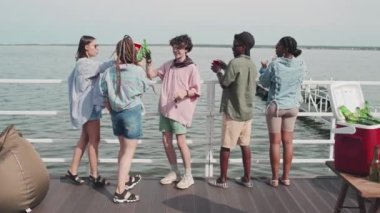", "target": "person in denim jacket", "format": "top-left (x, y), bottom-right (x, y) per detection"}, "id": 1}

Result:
top-left (259, 36), bottom-right (307, 187)
top-left (100, 35), bottom-right (148, 203)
